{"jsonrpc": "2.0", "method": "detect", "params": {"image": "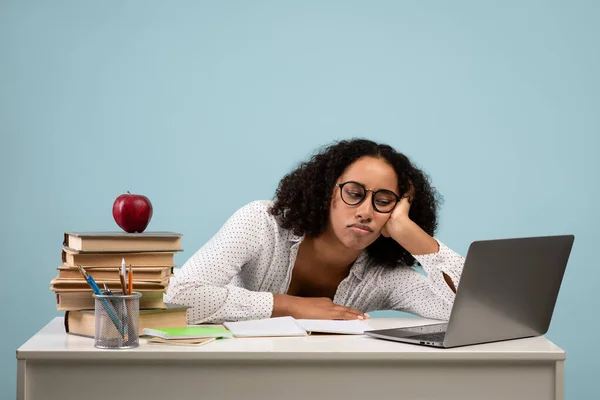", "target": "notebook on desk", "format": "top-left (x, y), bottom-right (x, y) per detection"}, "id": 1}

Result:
top-left (142, 326), bottom-right (233, 339)
top-left (223, 316), bottom-right (370, 337)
